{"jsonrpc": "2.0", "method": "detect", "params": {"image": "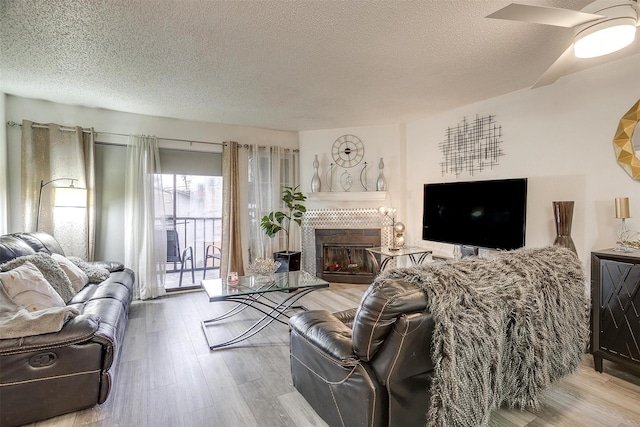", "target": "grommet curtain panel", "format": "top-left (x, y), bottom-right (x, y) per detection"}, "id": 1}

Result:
top-left (221, 141), bottom-right (245, 277)
top-left (20, 120), bottom-right (96, 259)
top-left (124, 135), bottom-right (167, 300)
